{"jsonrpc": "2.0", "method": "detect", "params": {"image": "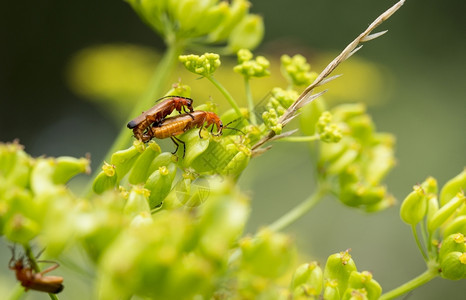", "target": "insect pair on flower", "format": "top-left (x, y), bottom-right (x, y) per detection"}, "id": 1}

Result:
top-left (127, 96), bottom-right (236, 157)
